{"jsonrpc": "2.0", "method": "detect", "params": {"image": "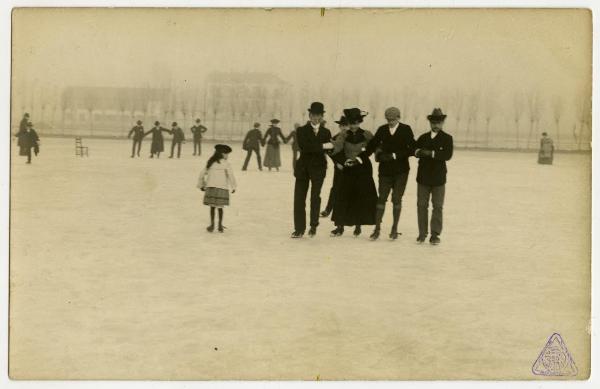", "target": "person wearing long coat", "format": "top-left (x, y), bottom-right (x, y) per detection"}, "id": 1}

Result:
top-left (262, 119), bottom-right (286, 171)
top-left (284, 123), bottom-right (301, 170)
top-left (329, 108), bottom-right (378, 237)
top-left (144, 121), bottom-right (171, 158)
top-left (15, 121), bottom-right (40, 164)
top-left (538, 132), bottom-right (554, 164)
